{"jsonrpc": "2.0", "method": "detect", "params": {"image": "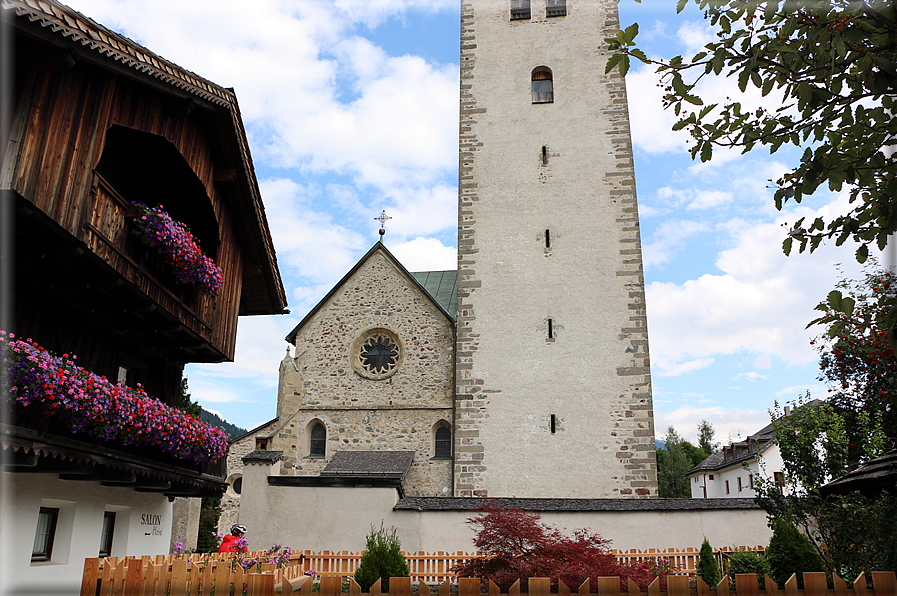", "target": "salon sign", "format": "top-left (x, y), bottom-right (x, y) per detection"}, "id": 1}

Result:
top-left (140, 513), bottom-right (165, 537)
